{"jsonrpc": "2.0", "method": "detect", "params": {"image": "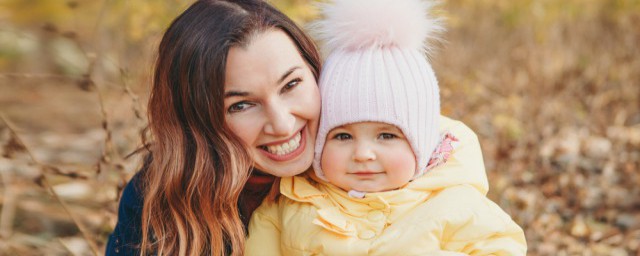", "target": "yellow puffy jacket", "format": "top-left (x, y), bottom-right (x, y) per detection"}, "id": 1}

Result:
top-left (246, 116), bottom-right (527, 255)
